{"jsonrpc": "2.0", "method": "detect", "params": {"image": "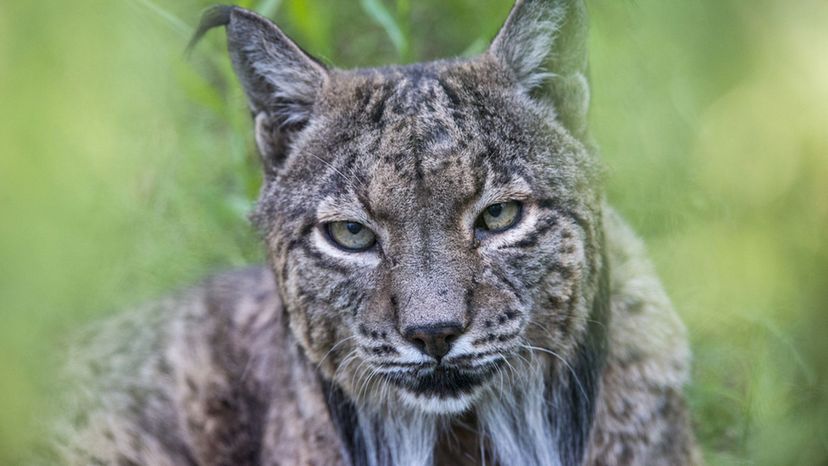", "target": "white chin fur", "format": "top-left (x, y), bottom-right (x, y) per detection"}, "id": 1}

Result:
top-left (398, 388), bottom-right (481, 414)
